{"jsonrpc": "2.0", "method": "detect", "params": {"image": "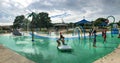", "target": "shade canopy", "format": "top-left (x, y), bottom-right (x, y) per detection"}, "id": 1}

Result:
top-left (75, 19), bottom-right (91, 25)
